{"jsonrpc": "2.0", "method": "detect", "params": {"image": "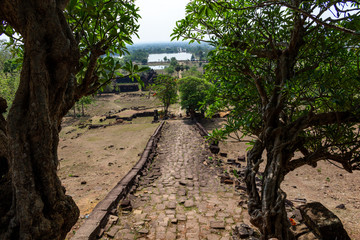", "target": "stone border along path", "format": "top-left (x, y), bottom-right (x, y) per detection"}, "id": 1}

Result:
top-left (72, 121), bottom-right (165, 240)
top-left (101, 120), bottom-right (254, 240)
